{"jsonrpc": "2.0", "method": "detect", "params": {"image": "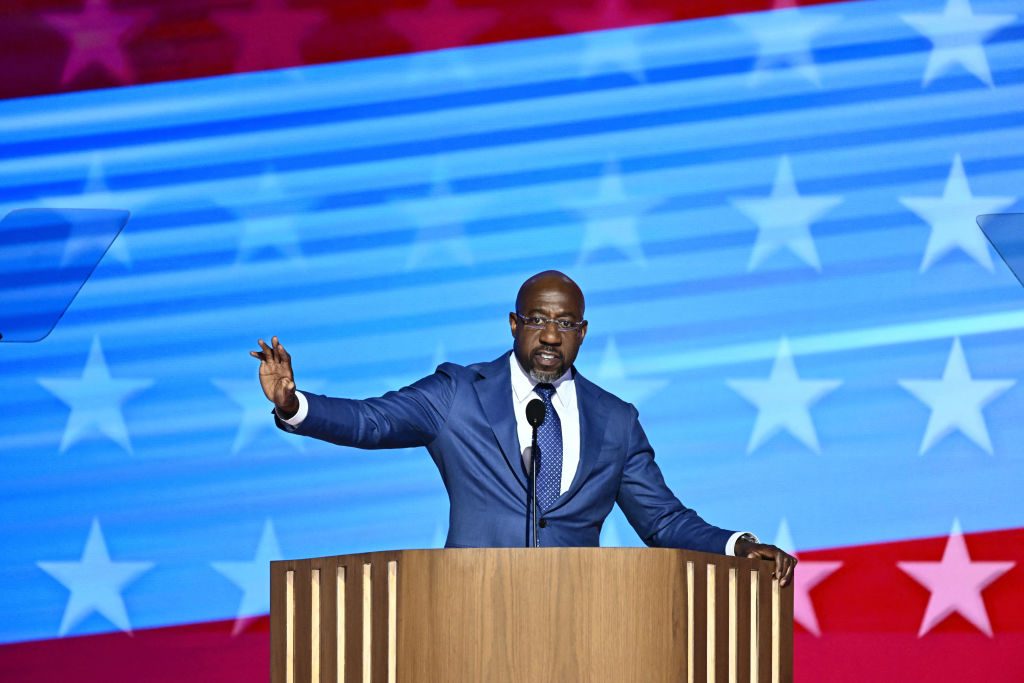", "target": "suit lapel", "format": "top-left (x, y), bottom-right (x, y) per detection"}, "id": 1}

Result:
top-left (550, 372), bottom-right (609, 511)
top-left (473, 353), bottom-right (528, 492)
